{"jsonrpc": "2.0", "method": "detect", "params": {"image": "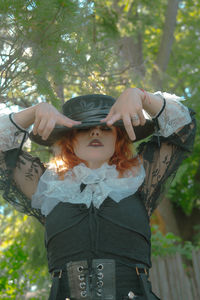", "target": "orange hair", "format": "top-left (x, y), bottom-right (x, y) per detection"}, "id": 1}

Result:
top-left (50, 127), bottom-right (140, 179)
